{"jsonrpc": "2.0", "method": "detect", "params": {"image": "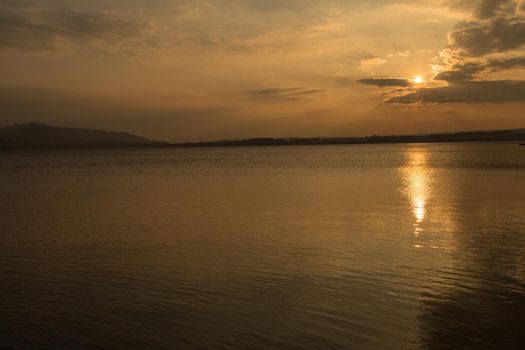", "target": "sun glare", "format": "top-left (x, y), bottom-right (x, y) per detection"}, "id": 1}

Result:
top-left (414, 76), bottom-right (424, 84)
